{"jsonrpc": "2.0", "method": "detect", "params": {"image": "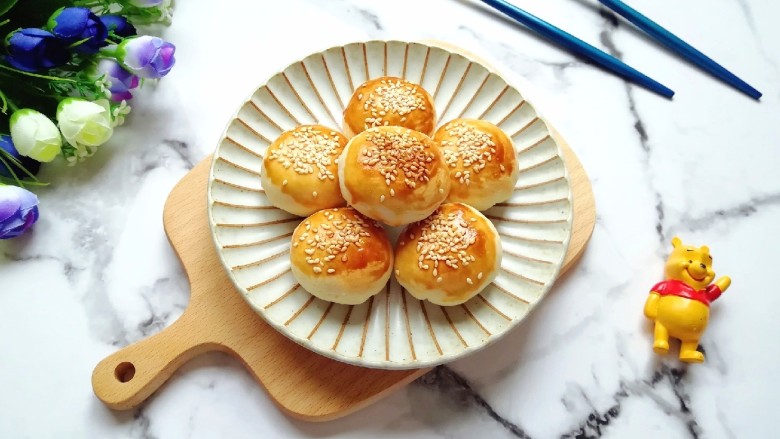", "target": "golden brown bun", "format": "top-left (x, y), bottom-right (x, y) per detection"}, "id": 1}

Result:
top-left (290, 207), bottom-right (393, 305)
top-left (338, 126), bottom-right (450, 226)
top-left (343, 77), bottom-right (436, 137)
top-left (433, 119), bottom-right (519, 211)
top-left (394, 203), bottom-right (502, 306)
top-left (261, 125), bottom-right (348, 216)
